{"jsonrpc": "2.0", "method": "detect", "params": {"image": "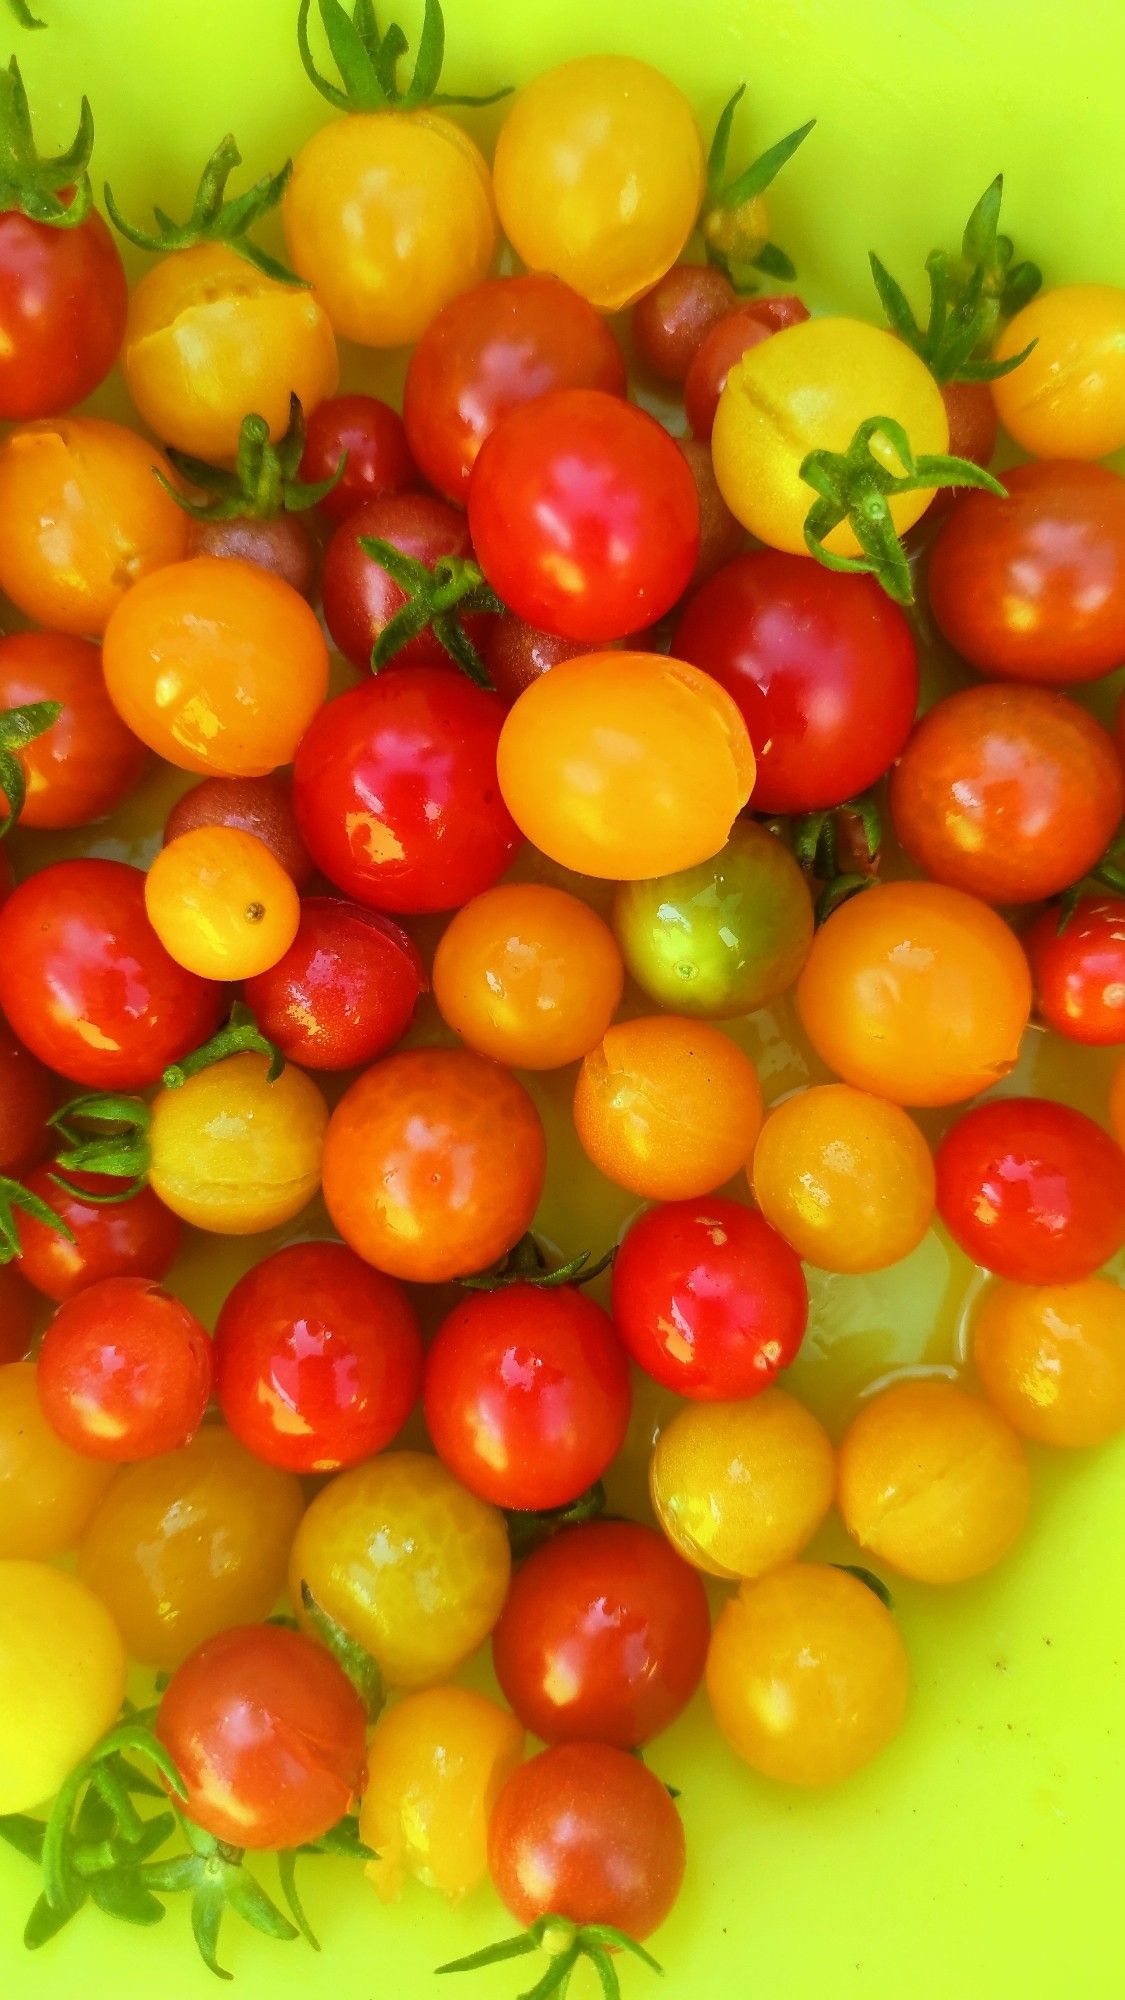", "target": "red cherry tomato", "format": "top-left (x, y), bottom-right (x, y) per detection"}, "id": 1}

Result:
top-left (612, 1196), bottom-right (808, 1399)
top-left (1024, 899), bottom-right (1125, 1045)
top-left (321, 491), bottom-right (482, 672)
top-left (631, 263), bottom-right (737, 384)
top-left (0, 1264), bottom-right (37, 1362)
top-left (935, 1097), bottom-right (1125, 1284)
top-left (299, 392), bottom-right (418, 526)
top-left (164, 773), bottom-right (313, 890)
top-left (480, 618), bottom-right (600, 705)
top-left (0, 203), bottom-right (127, 421)
top-left (423, 1283), bottom-right (632, 1510)
top-left (673, 551), bottom-right (919, 813)
top-left (677, 437), bottom-right (745, 586)
top-left (37, 1275), bottom-right (212, 1461)
top-left (0, 632), bottom-right (146, 830)
top-left (684, 295), bottom-right (811, 439)
top-left (156, 1622), bottom-right (367, 1850)
top-left (468, 389), bottom-right (700, 642)
top-left (0, 1022), bottom-right (55, 1177)
top-left (244, 898), bottom-right (425, 1071)
top-left (492, 1520), bottom-right (710, 1749)
top-left (15, 1167), bottom-right (182, 1304)
top-left (293, 669), bottom-right (521, 915)
top-left (213, 1239), bottom-right (423, 1474)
